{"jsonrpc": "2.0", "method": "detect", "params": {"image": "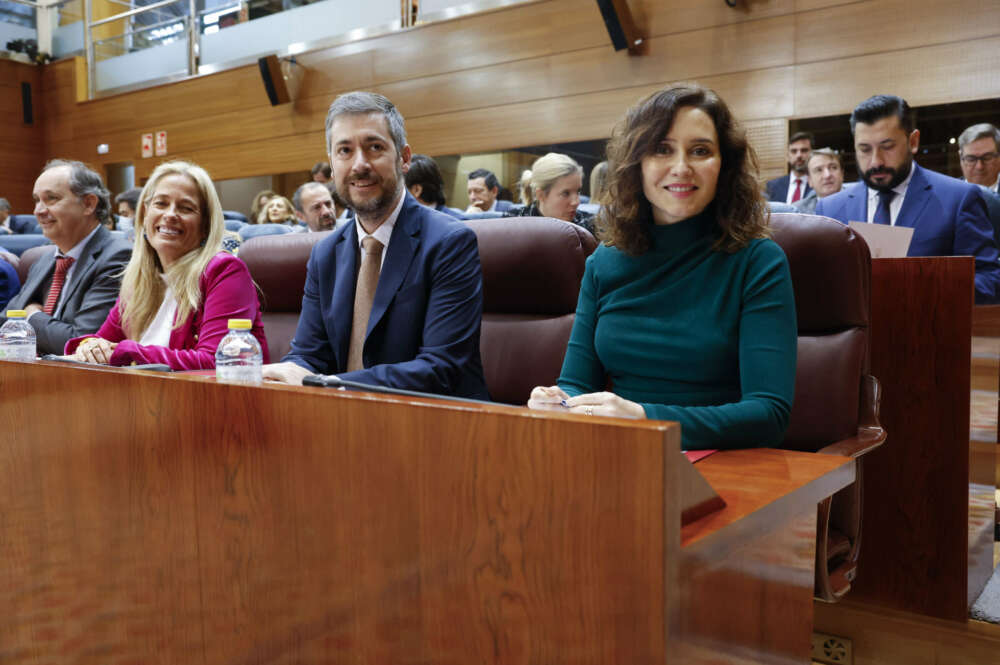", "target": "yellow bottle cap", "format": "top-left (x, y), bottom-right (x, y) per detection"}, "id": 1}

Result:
top-left (5, 310), bottom-right (27, 318)
top-left (228, 319), bottom-right (252, 330)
